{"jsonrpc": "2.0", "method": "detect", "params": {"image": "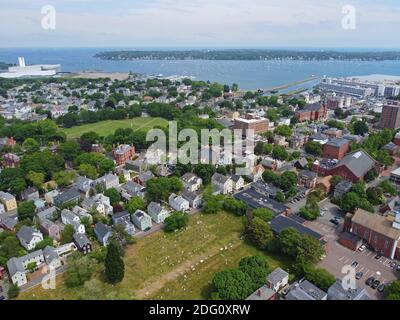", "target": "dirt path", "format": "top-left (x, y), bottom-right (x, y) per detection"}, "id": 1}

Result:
top-left (135, 242), bottom-right (240, 299)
